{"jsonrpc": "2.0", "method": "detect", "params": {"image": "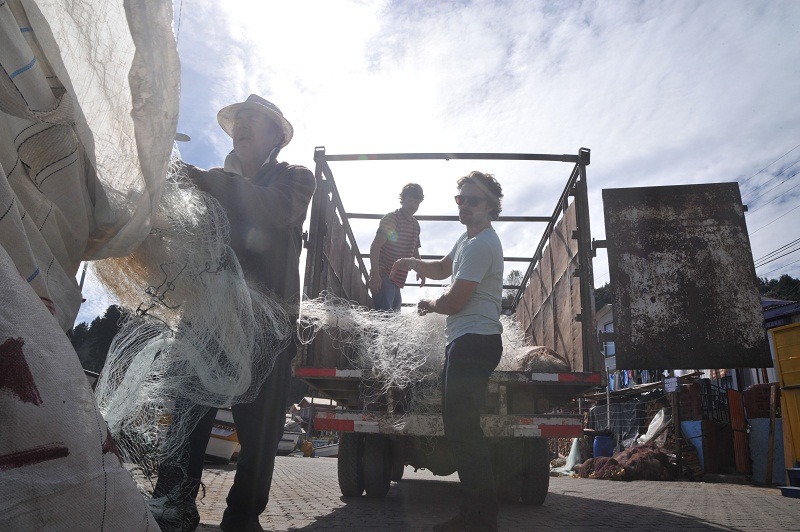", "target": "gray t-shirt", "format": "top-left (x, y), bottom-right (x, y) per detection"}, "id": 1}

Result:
top-left (445, 227), bottom-right (504, 343)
